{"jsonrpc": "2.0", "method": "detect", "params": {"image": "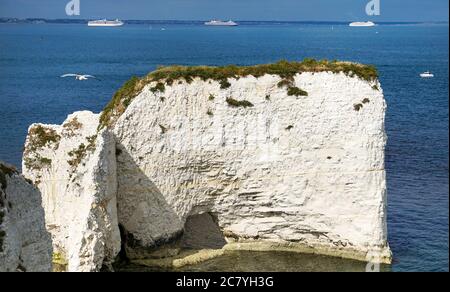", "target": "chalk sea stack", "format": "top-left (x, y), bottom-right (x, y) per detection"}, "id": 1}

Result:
top-left (20, 60), bottom-right (391, 271)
